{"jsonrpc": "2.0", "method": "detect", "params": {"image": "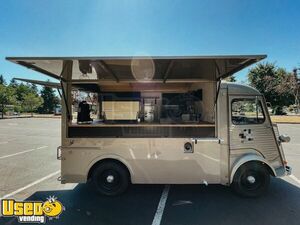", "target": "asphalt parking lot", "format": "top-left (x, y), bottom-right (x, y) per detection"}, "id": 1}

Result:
top-left (0, 118), bottom-right (300, 225)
